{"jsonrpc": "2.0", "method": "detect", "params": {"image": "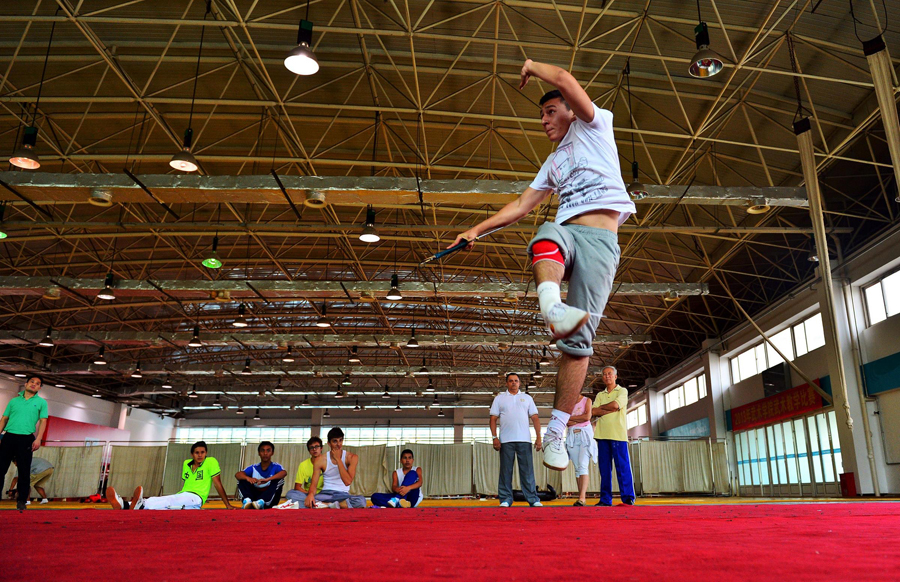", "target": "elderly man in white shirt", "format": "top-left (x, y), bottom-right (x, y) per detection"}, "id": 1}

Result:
top-left (490, 372), bottom-right (543, 507)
